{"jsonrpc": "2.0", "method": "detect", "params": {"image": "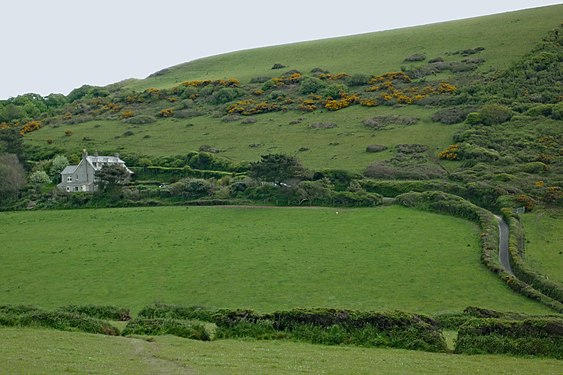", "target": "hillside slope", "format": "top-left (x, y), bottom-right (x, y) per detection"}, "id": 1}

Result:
top-left (122, 5), bottom-right (562, 92)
